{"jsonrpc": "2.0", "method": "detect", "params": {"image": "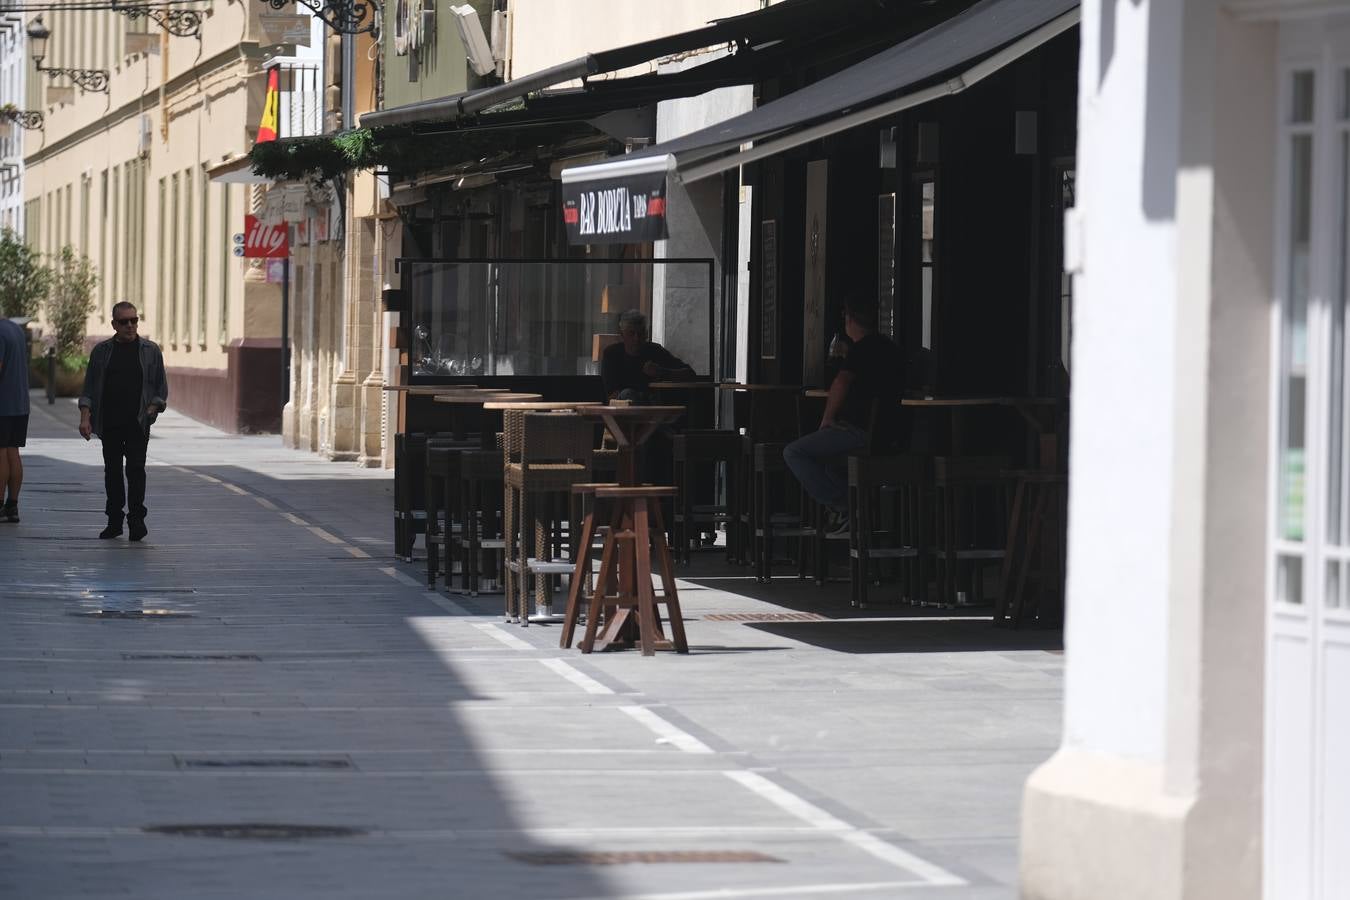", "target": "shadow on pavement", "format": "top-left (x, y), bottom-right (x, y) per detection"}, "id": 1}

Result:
top-left (746, 618), bottom-right (1064, 654)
